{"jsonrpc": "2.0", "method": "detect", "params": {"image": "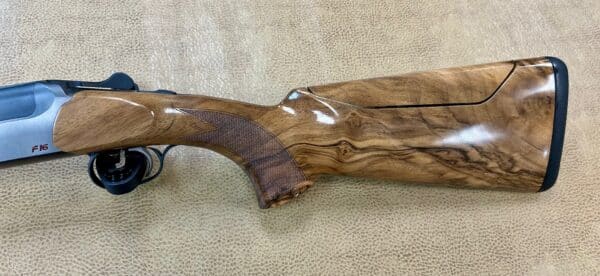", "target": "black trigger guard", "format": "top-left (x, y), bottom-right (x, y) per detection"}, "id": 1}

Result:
top-left (87, 146), bottom-right (176, 195)
top-left (88, 150), bottom-right (147, 195)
